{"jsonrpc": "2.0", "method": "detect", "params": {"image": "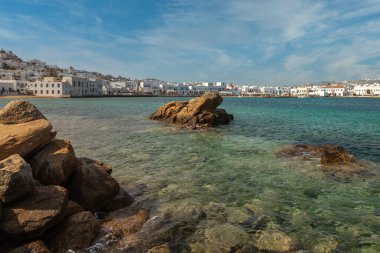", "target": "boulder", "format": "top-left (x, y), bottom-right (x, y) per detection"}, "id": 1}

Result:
top-left (69, 160), bottom-right (120, 212)
top-left (10, 240), bottom-right (51, 253)
top-left (150, 92), bottom-right (233, 129)
top-left (0, 100), bottom-right (46, 124)
top-left (30, 139), bottom-right (78, 185)
top-left (0, 154), bottom-right (35, 203)
top-left (102, 188), bottom-right (134, 212)
top-left (62, 200), bottom-right (84, 219)
top-left (78, 157), bottom-right (112, 174)
top-left (0, 119), bottom-right (56, 160)
top-left (0, 185), bottom-right (68, 243)
top-left (254, 229), bottom-right (295, 252)
top-left (204, 224), bottom-right (250, 252)
top-left (49, 211), bottom-right (99, 253)
top-left (320, 145), bottom-right (356, 165)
